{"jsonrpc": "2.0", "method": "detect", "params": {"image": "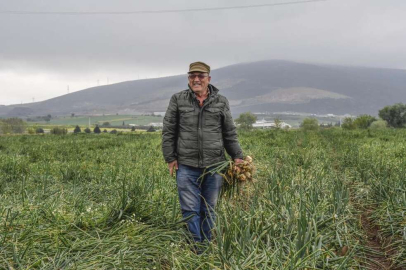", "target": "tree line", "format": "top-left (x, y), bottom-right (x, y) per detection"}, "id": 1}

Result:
top-left (235, 103), bottom-right (406, 130)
